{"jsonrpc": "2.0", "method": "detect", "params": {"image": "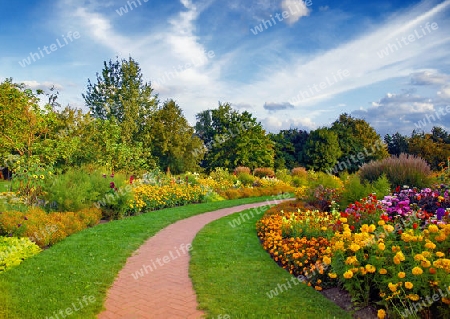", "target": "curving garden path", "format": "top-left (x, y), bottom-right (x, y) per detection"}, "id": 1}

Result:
top-left (97, 200), bottom-right (288, 319)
